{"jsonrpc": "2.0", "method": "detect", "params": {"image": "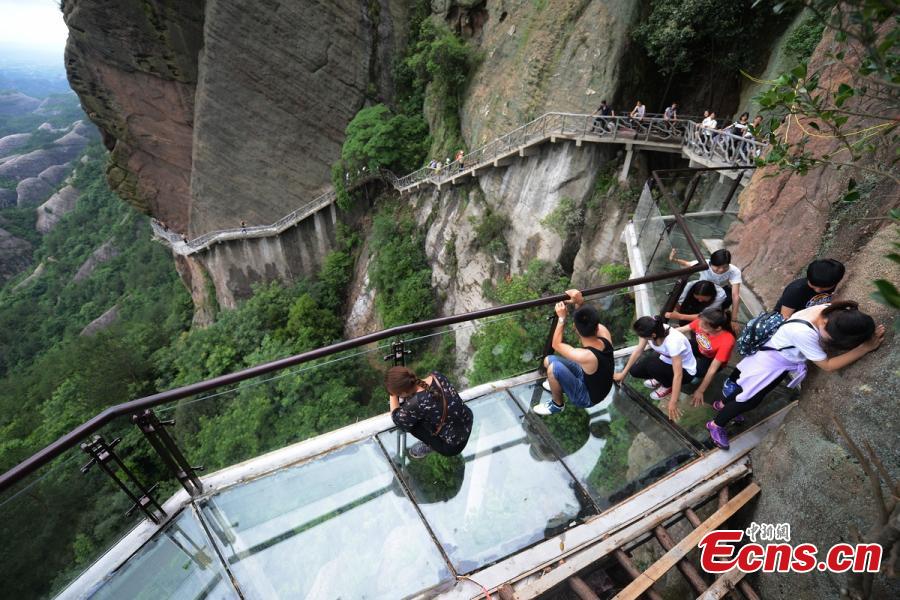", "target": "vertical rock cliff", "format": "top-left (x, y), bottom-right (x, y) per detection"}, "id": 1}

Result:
top-left (64, 0), bottom-right (405, 236)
